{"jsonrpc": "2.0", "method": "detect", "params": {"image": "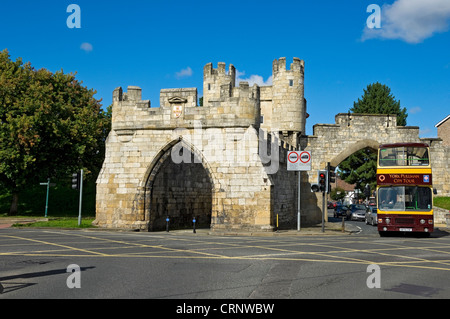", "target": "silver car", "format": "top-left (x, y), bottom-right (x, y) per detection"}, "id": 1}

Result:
top-left (351, 204), bottom-right (367, 221)
top-left (365, 206), bottom-right (378, 226)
